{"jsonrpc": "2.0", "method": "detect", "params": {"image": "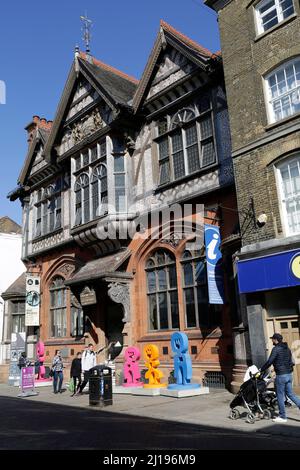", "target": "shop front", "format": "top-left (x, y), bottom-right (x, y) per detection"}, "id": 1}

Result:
top-left (237, 248), bottom-right (300, 387)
